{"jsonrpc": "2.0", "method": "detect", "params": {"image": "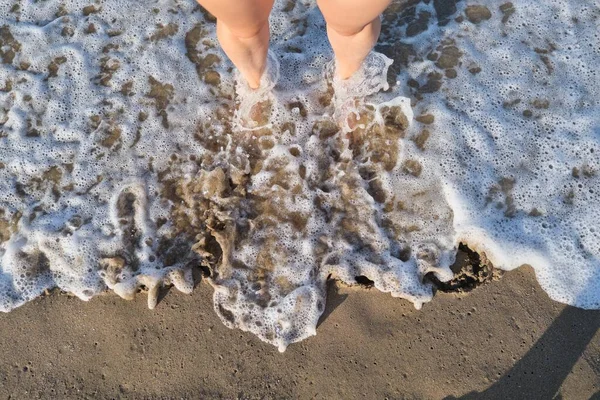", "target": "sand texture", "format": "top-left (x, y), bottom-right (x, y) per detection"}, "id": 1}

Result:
top-left (0, 267), bottom-right (598, 399)
top-left (1, 0), bottom-right (600, 396)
